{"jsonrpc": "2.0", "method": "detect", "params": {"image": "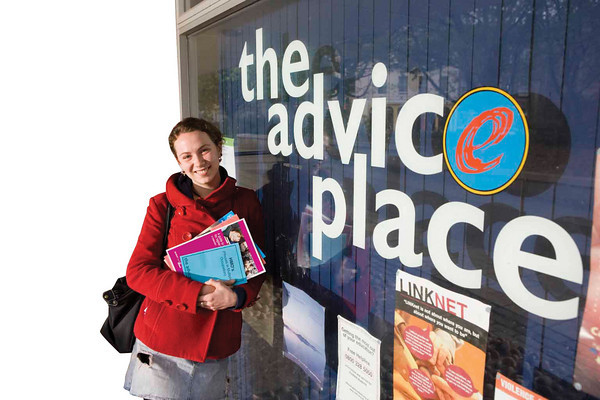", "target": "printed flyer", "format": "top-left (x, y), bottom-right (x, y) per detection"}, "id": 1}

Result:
top-left (337, 316), bottom-right (381, 400)
top-left (494, 373), bottom-right (547, 400)
top-left (394, 270), bottom-right (491, 400)
top-left (573, 149), bottom-right (600, 397)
